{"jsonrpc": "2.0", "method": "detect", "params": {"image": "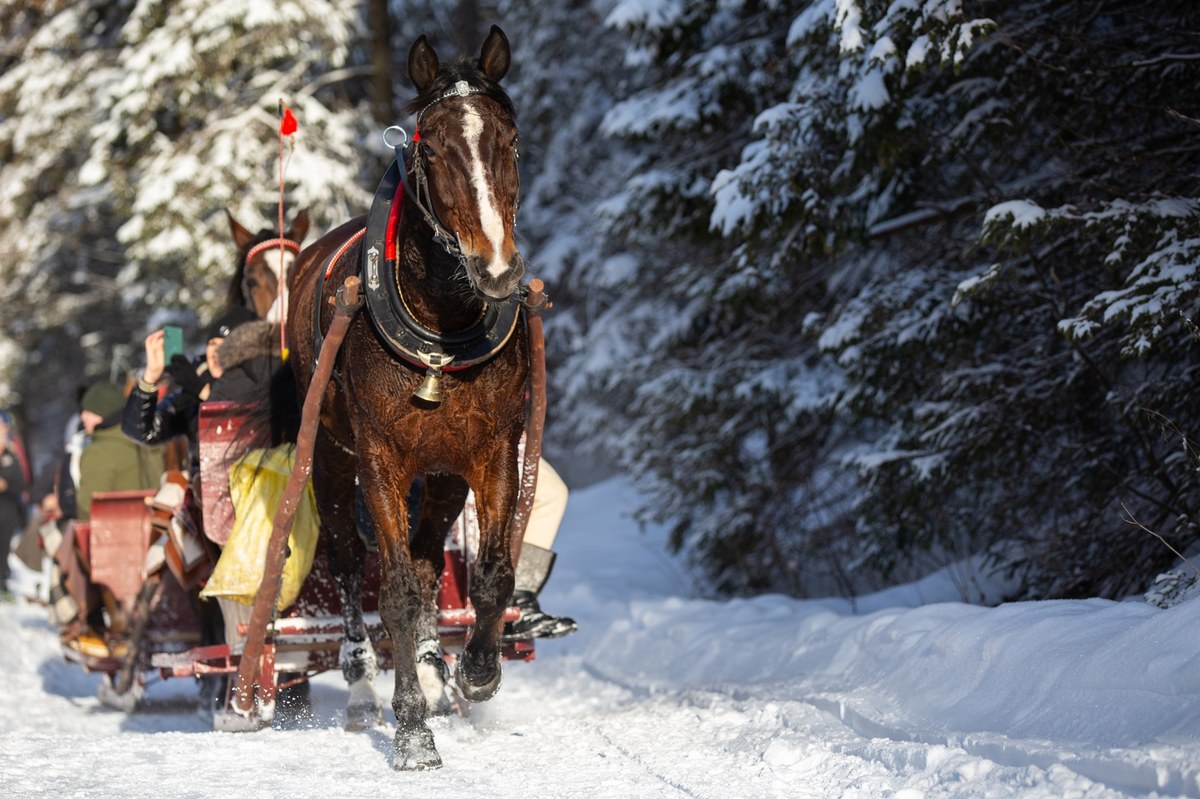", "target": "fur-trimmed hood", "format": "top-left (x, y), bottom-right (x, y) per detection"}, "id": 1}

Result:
top-left (216, 320), bottom-right (278, 371)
